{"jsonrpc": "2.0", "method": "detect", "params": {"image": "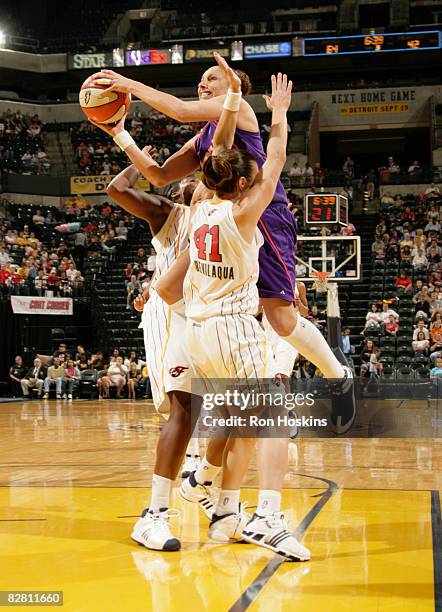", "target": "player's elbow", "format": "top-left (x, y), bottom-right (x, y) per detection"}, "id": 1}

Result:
top-left (155, 279), bottom-right (176, 305)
